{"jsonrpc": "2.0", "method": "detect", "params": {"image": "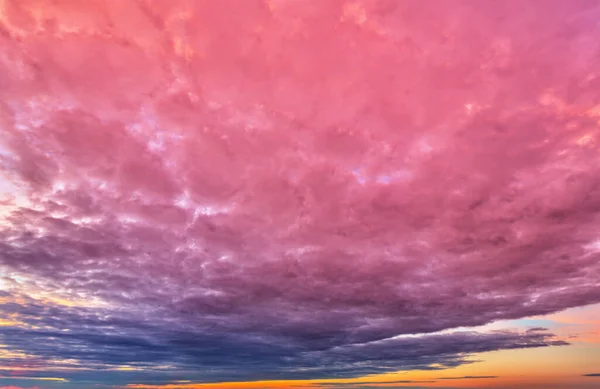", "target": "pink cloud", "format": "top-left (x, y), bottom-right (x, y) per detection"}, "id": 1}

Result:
top-left (0, 0), bottom-right (598, 383)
